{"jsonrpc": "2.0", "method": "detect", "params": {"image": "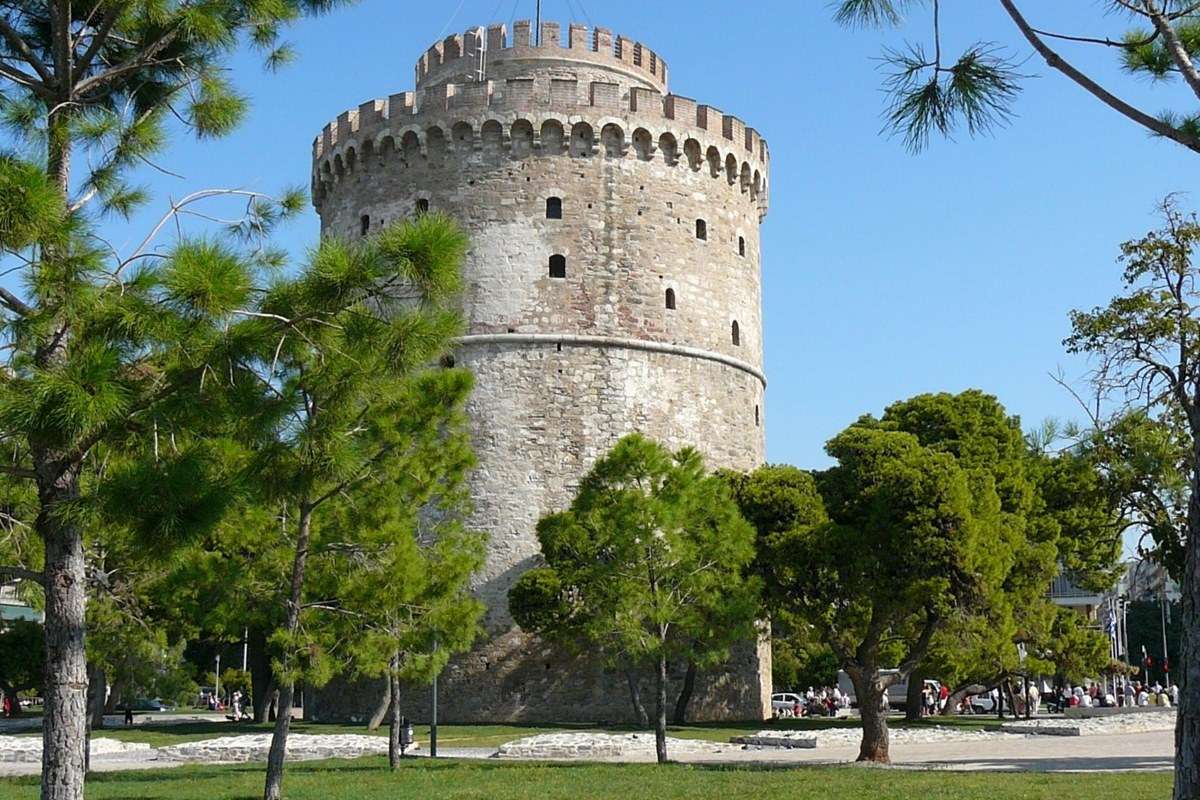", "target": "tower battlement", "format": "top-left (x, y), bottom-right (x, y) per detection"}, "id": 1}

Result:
top-left (415, 21), bottom-right (667, 94)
